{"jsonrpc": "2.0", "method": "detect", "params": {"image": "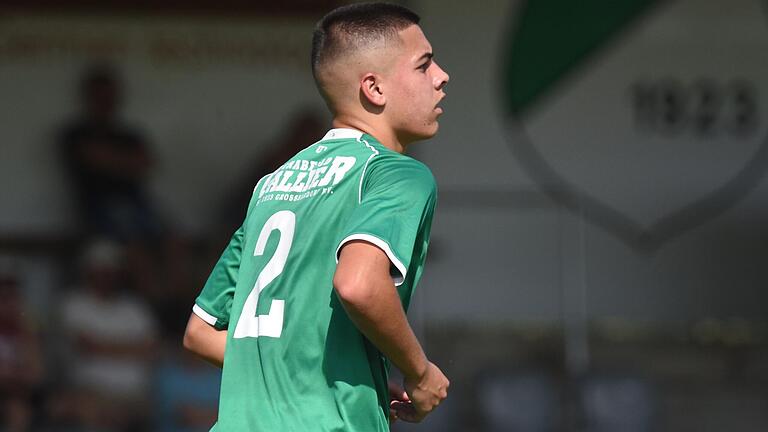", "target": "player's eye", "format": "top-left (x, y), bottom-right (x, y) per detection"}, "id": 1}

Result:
top-left (417, 60), bottom-right (431, 72)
